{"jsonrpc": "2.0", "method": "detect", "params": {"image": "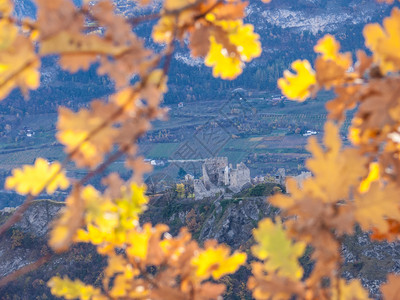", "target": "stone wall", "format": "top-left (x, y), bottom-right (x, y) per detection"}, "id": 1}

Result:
top-left (229, 162), bottom-right (251, 191)
top-left (194, 179), bottom-right (224, 200)
top-left (202, 157), bottom-right (228, 186)
top-left (195, 157), bottom-right (251, 199)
